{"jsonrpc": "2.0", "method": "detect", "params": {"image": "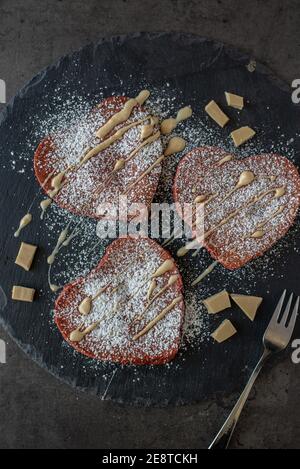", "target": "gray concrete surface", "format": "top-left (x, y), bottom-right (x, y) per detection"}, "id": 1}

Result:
top-left (0, 0), bottom-right (300, 449)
